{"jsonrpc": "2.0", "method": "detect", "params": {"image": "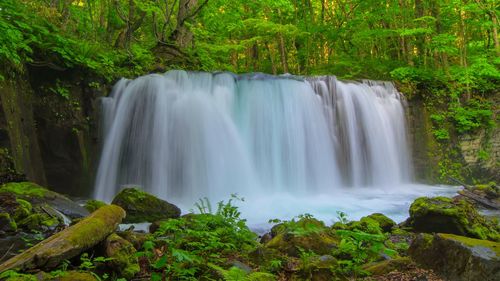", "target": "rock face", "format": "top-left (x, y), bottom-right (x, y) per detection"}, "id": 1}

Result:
top-left (407, 196), bottom-right (499, 241)
top-left (0, 204), bottom-right (125, 272)
top-left (409, 233), bottom-right (500, 281)
top-left (112, 187), bottom-right (180, 223)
